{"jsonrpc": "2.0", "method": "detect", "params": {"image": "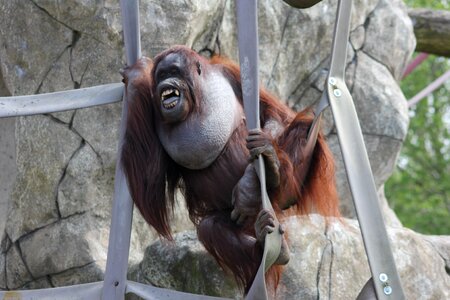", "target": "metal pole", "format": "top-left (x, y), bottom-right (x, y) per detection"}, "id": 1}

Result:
top-left (402, 53), bottom-right (429, 79)
top-left (408, 69), bottom-right (450, 107)
top-left (0, 83), bottom-right (123, 118)
top-left (327, 0), bottom-right (405, 298)
top-left (236, 1), bottom-right (282, 299)
top-left (102, 1), bottom-right (141, 299)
